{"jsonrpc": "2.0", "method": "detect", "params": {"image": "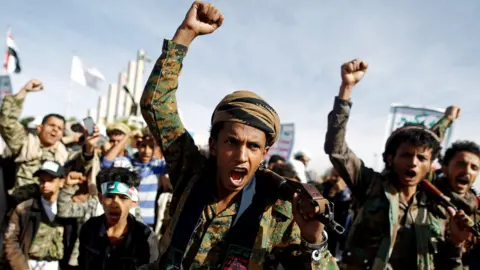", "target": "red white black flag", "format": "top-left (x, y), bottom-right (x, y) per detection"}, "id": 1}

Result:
top-left (4, 28), bottom-right (21, 74)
